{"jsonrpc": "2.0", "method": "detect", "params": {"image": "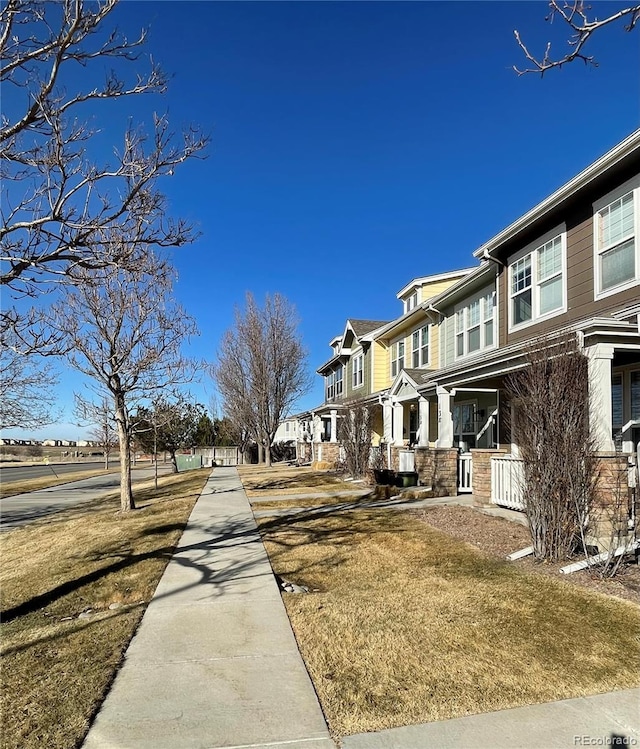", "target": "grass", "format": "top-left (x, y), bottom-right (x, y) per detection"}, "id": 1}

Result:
top-left (237, 463), bottom-right (357, 496)
top-left (257, 507), bottom-right (640, 737)
top-left (250, 493), bottom-right (374, 511)
top-left (0, 467), bottom-right (211, 749)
